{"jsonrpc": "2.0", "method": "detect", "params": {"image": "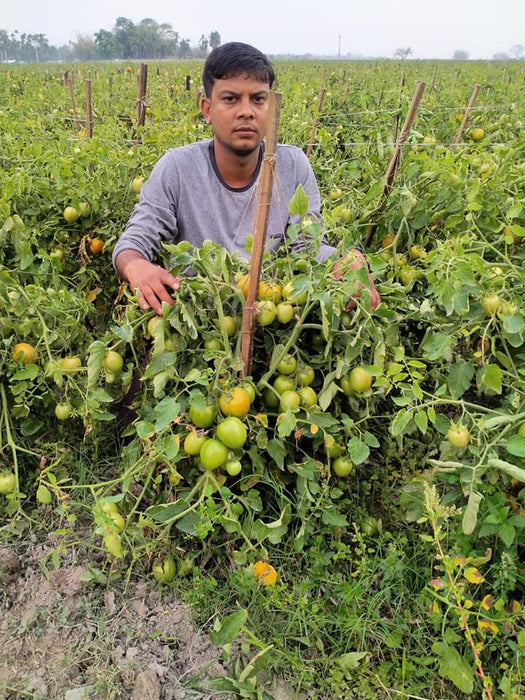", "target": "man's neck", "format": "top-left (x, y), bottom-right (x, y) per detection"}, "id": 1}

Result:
top-left (212, 140), bottom-right (262, 189)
